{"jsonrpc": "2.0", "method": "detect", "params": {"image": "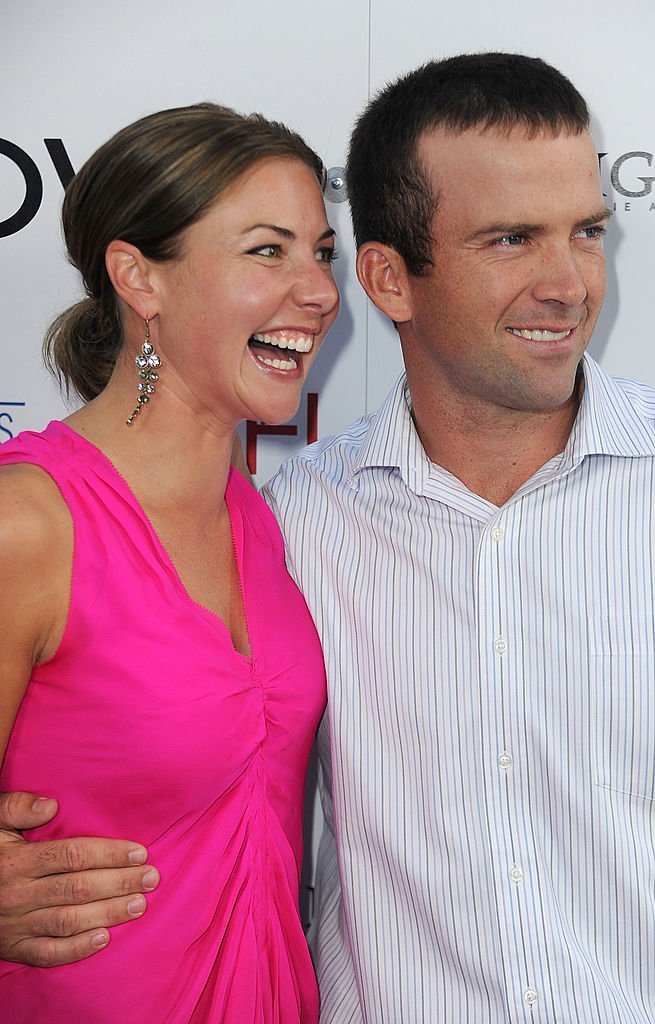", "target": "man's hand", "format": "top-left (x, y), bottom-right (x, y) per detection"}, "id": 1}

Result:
top-left (0, 792), bottom-right (160, 967)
